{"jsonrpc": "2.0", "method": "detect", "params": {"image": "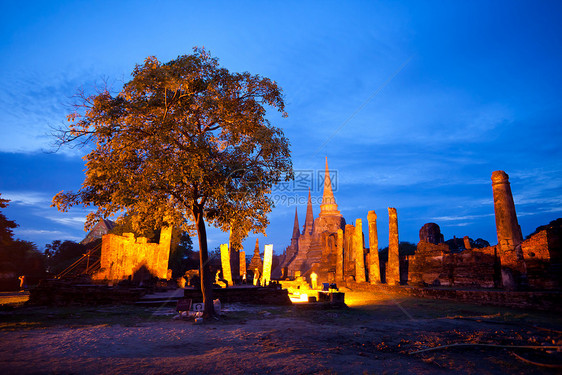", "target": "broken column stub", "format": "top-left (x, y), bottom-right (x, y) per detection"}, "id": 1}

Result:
top-left (387, 207), bottom-right (400, 285)
top-left (463, 236), bottom-right (472, 250)
top-left (367, 210), bottom-right (381, 284)
top-left (491, 170), bottom-right (526, 289)
top-left (354, 219), bottom-right (366, 283)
